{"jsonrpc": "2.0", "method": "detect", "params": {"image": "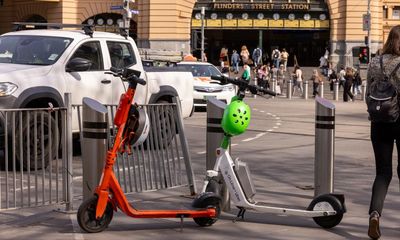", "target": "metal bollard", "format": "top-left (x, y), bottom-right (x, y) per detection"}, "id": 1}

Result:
top-left (320, 82), bottom-right (324, 98)
top-left (253, 78), bottom-right (257, 98)
top-left (333, 82), bottom-right (339, 101)
top-left (287, 80), bottom-right (292, 99)
top-left (207, 97), bottom-right (230, 211)
top-left (314, 96), bottom-right (335, 197)
top-left (81, 97), bottom-right (108, 201)
top-left (303, 80), bottom-right (309, 100)
top-left (272, 78), bottom-right (277, 94)
top-left (362, 83), bottom-right (367, 101)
